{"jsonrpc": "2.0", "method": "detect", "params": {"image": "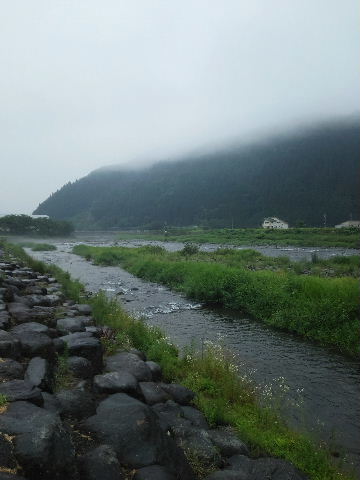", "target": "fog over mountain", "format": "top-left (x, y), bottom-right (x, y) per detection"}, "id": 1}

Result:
top-left (0, 1), bottom-right (359, 213)
top-left (34, 119), bottom-right (360, 229)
